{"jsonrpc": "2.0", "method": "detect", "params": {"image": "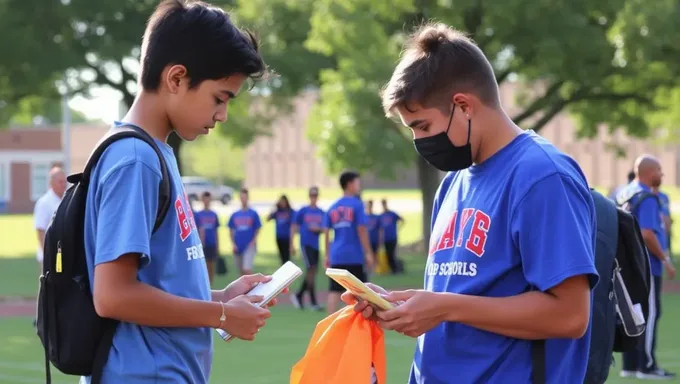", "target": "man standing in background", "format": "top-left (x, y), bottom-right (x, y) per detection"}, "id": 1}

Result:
top-left (366, 200), bottom-right (382, 256)
top-left (290, 186), bottom-right (325, 311)
top-left (380, 199), bottom-right (404, 274)
top-left (195, 191), bottom-right (220, 285)
top-left (33, 166), bottom-right (67, 272)
top-left (33, 166), bottom-right (66, 326)
top-left (323, 171), bottom-right (375, 314)
top-left (228, 188), bottom-right (262, 276)
top-left (618, 155), bottom-right (676, 380)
